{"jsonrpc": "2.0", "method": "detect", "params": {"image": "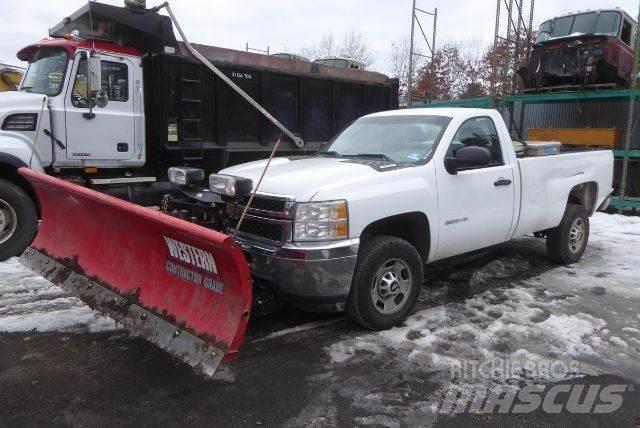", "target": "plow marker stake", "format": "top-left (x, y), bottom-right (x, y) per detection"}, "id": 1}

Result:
top-left (18, 168), bottom-right (252, 376)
